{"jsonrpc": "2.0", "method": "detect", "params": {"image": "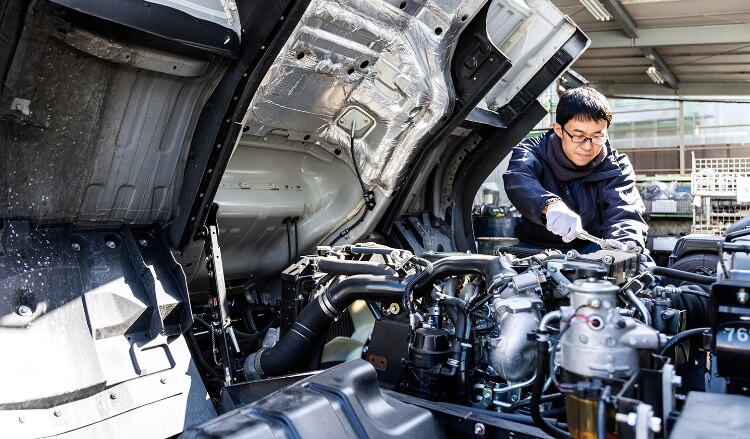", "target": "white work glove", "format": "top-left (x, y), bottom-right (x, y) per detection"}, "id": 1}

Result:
top-left (605, 239), bottom-right (637, 251)
top-left (545, 203), bottom-right (583, 243)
